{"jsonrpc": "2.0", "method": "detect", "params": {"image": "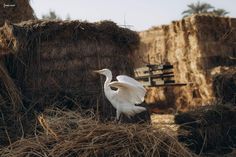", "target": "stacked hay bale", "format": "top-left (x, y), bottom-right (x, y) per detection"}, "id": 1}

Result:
top-left (0, 63), bottom-right (35, 146)
top-left (212, 67), bottom-right (236, 104)
top-left (0, 0), bottom-right (34, 26)
top-left (175, 104), bottom-right (236, 154)
top-left (0, 20), bottom-right (140, 120)
top-left (0, 0), bottom-right (36, 147)
top-left (136, 15), bottom-right (236, 111)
